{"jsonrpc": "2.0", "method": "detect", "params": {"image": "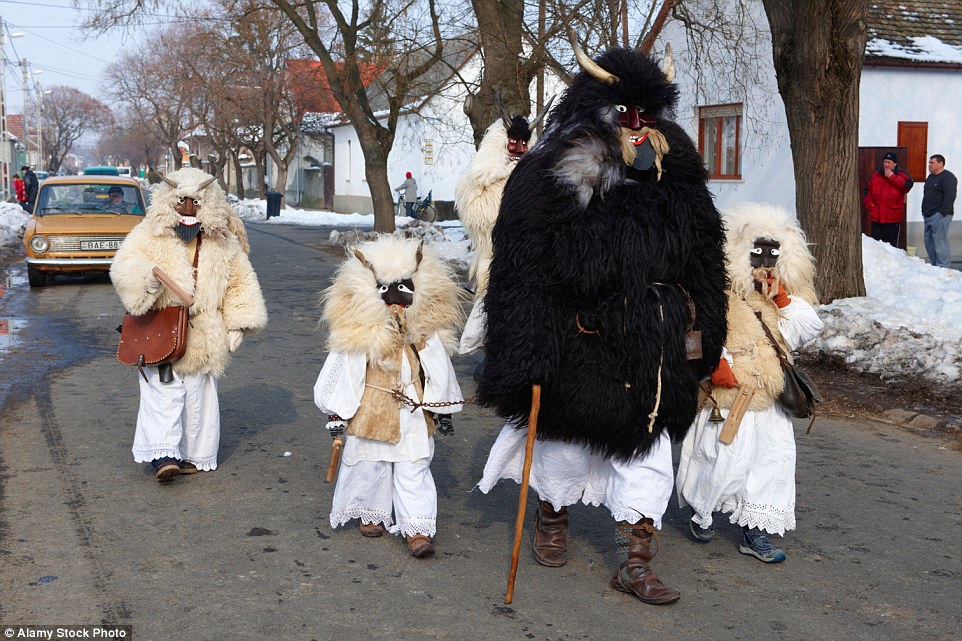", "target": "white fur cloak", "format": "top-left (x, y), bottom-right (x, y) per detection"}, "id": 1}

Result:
top-left (110, 168), bottom-right (268, 377)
